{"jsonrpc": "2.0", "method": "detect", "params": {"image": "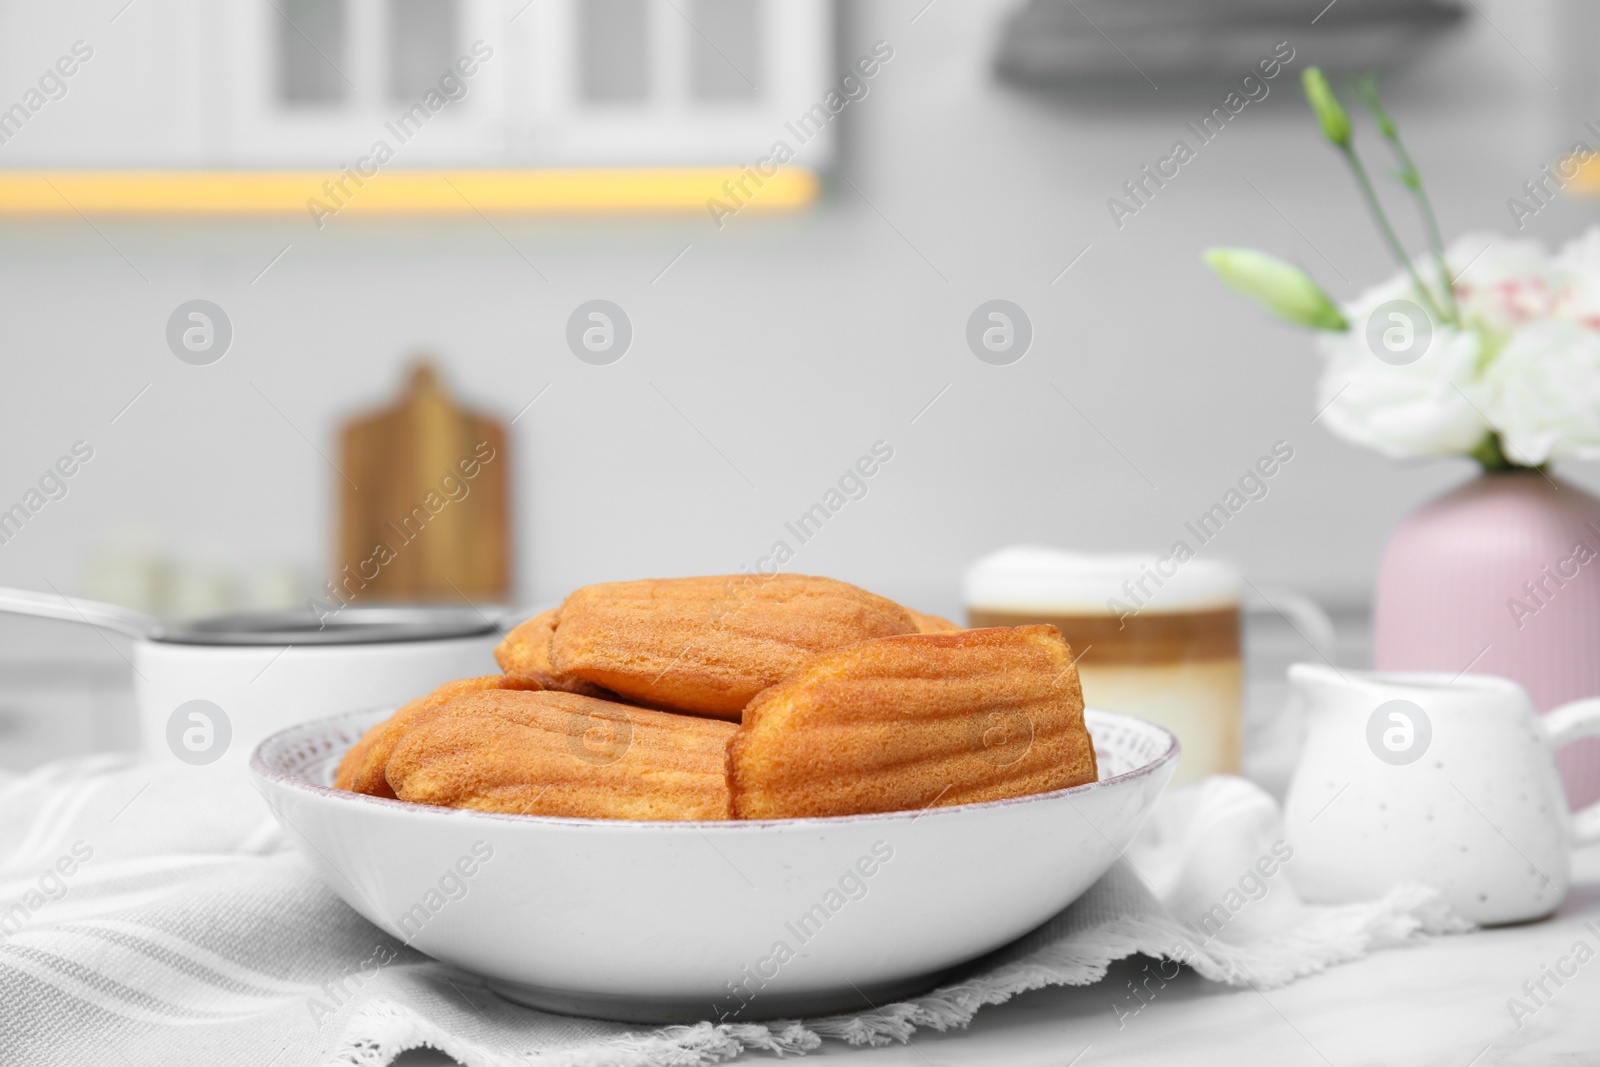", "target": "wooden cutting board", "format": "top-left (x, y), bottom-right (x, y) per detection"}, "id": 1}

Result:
top-left (335, 362), bottom-right (511, 604)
